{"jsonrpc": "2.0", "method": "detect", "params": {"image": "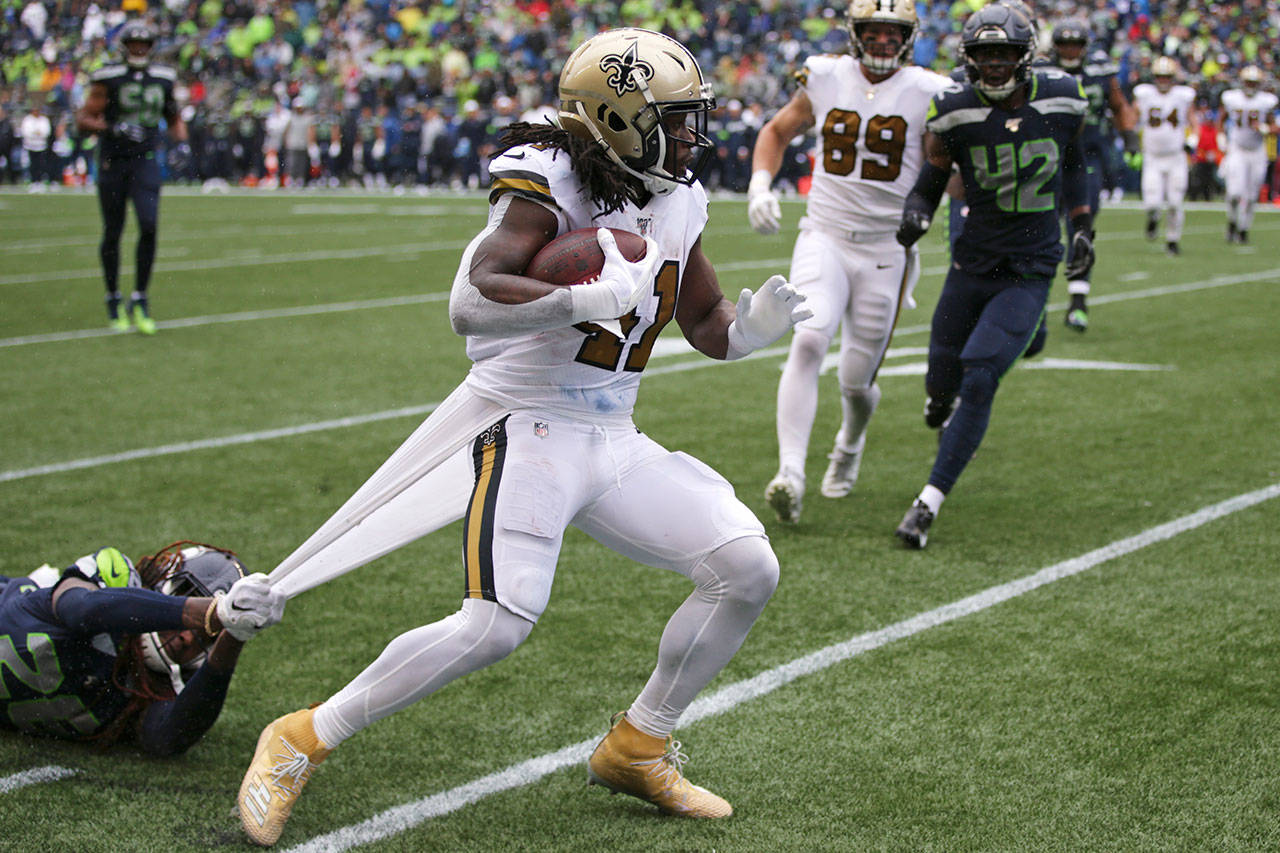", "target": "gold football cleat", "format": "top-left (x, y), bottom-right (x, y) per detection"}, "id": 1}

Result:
top-left (587, 712), bottom-right (732, 818)
top-left (239, 706), bottom-right (332, 846)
